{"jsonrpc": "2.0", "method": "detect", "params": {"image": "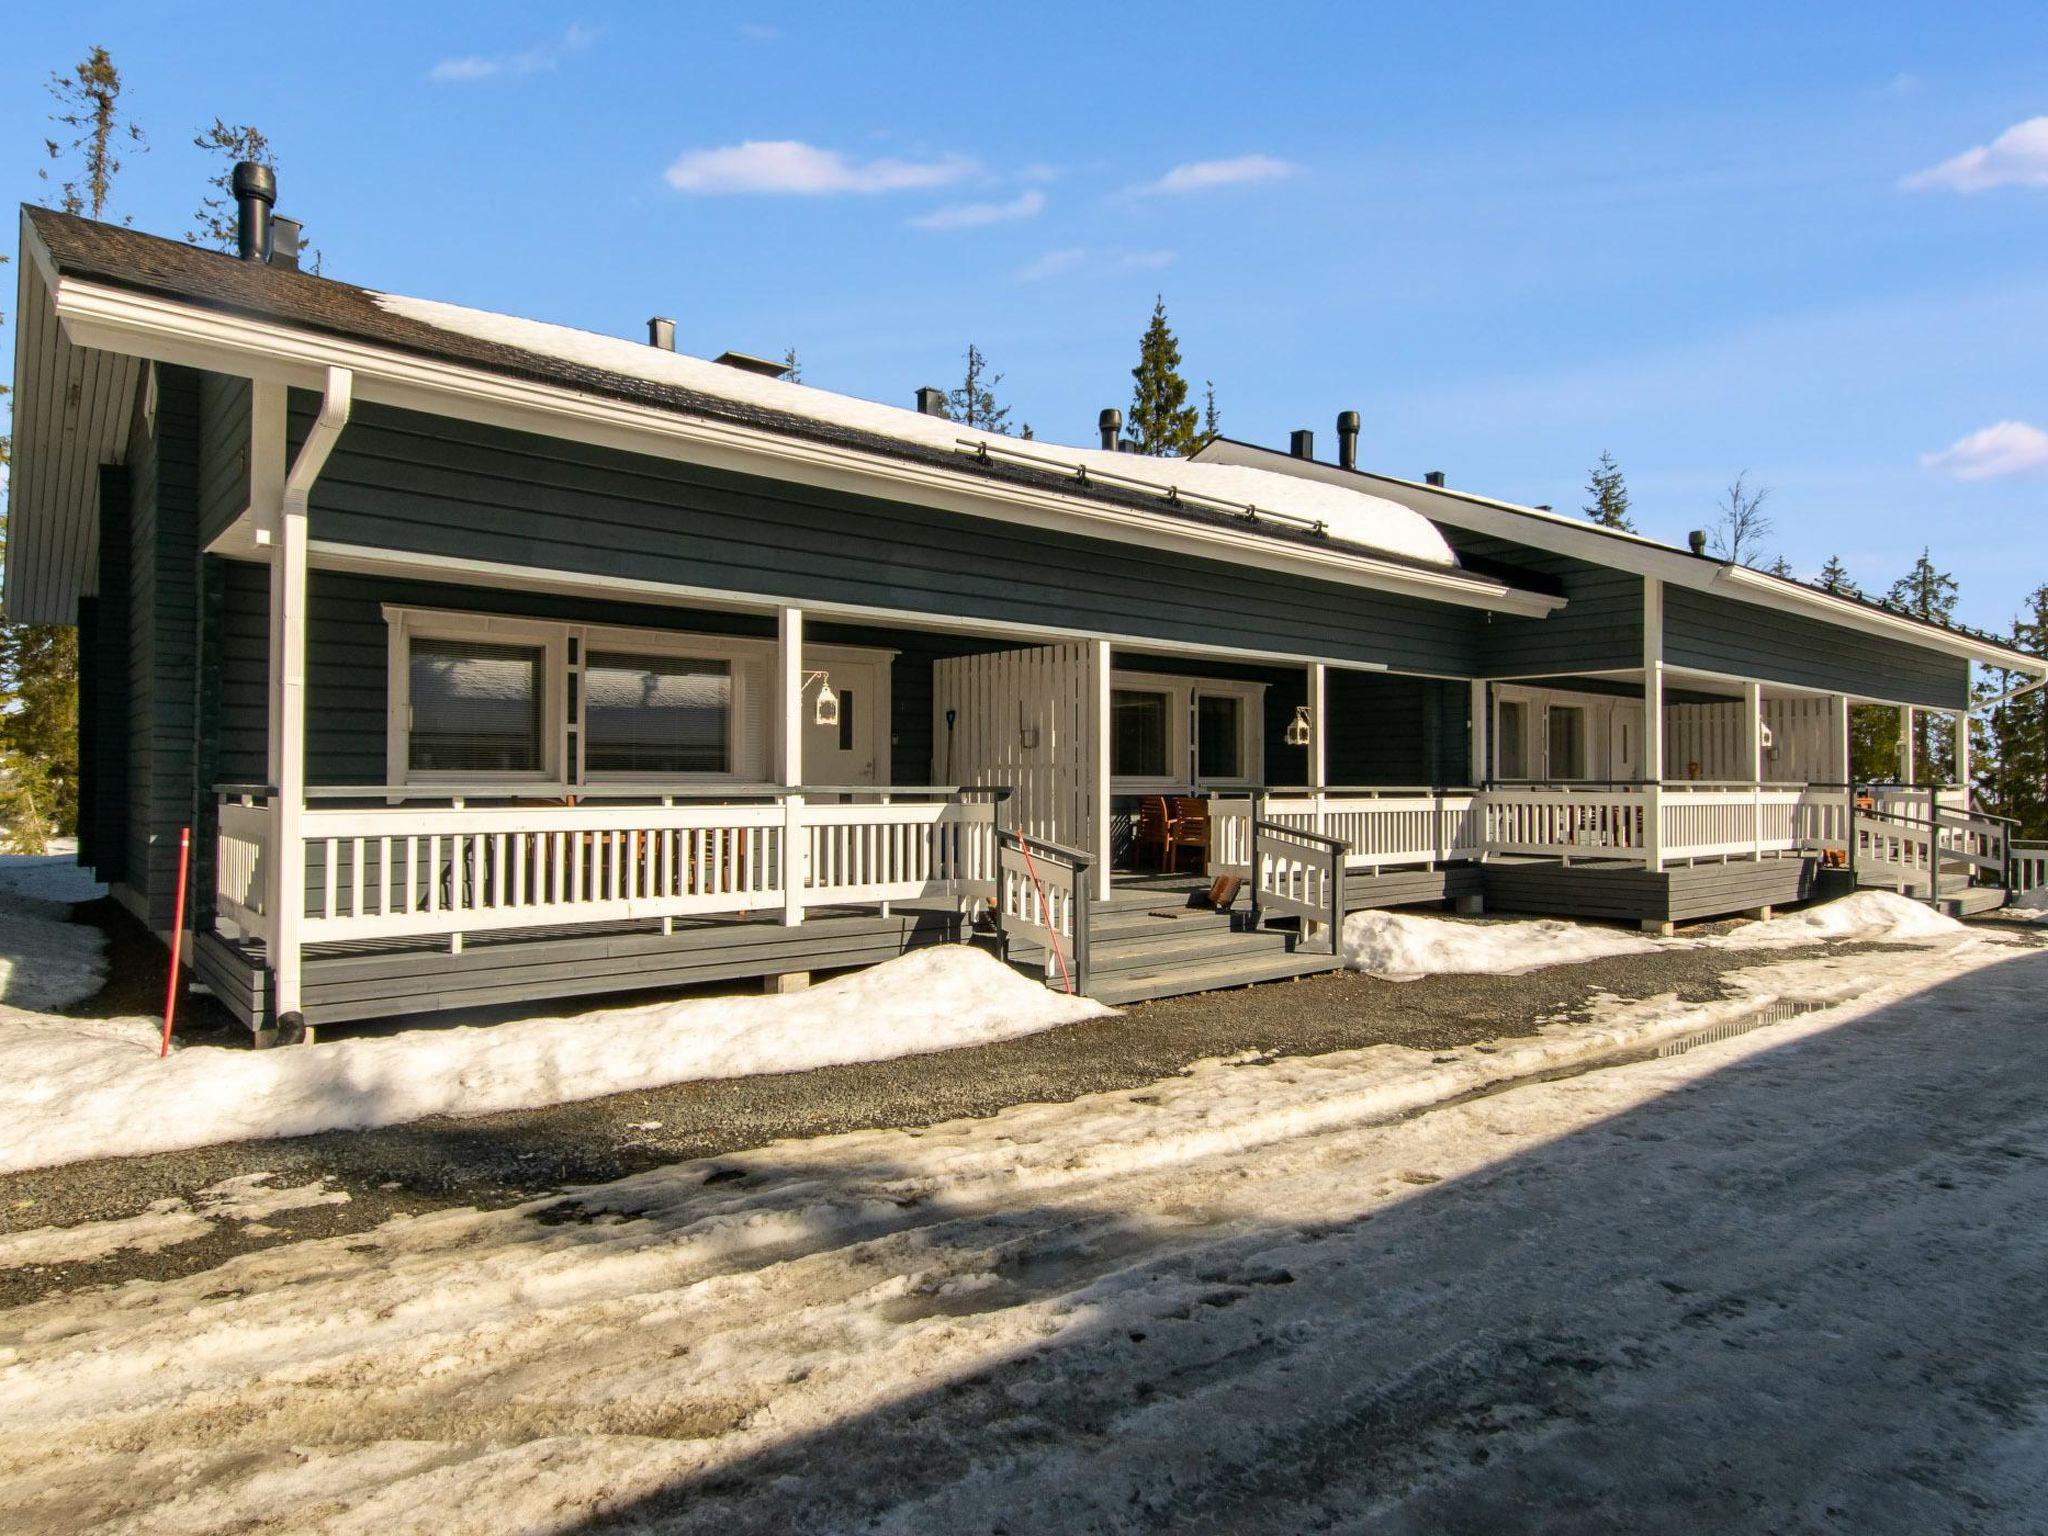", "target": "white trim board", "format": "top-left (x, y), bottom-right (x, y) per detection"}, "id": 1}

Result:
top-left (306, 538), bottom-right (1415, 677)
